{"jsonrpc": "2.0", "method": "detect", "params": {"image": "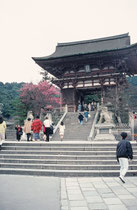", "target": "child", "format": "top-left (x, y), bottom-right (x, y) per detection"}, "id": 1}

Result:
top-left (15, 125), bottom-right (23, 141)
top-left (58, 121), bottom-right (65, 141)
top-left (78, 113), bottom-right (84, 125)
